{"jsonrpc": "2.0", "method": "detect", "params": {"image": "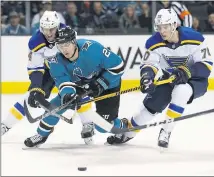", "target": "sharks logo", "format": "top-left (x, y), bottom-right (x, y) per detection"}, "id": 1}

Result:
top-left (81, 41), bottom-right (92, 51)
top-left (73, 67), bottom-right (97, 83)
